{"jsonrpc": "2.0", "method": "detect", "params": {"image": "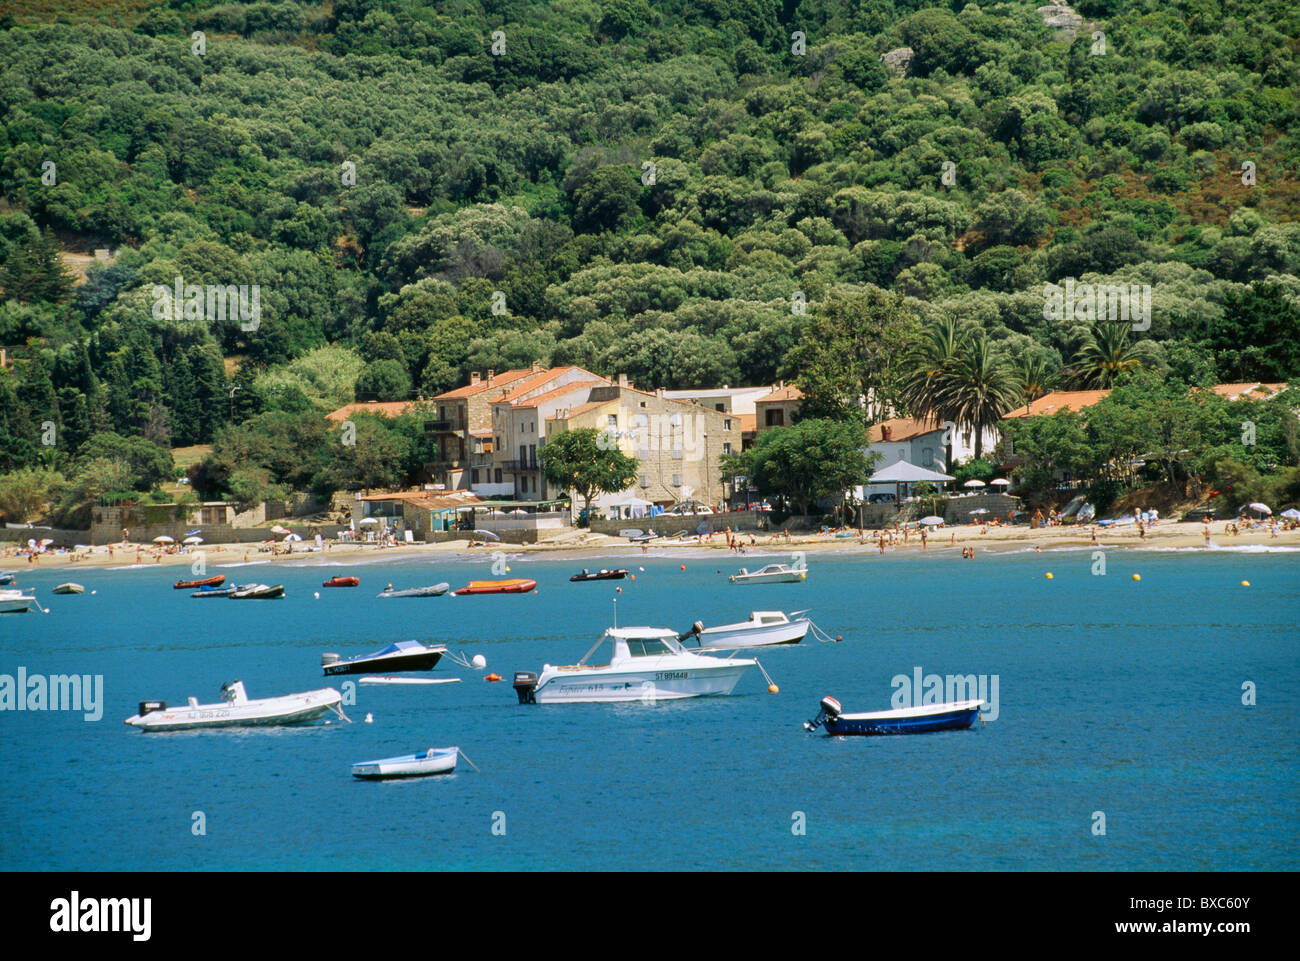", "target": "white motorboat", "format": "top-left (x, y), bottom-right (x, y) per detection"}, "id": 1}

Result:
top-left (513, 627), bottom-right (756, 704)
top-left (0, 589), bottom-right (42, 613)
top-left (123, 680), bottom-right (343, 731)
top-left (728, 563), bottom-right (806, 584)
top-left (685, 610), bottom-right (810, 648)
top-left (351, 747), bottom-right (459, 779)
